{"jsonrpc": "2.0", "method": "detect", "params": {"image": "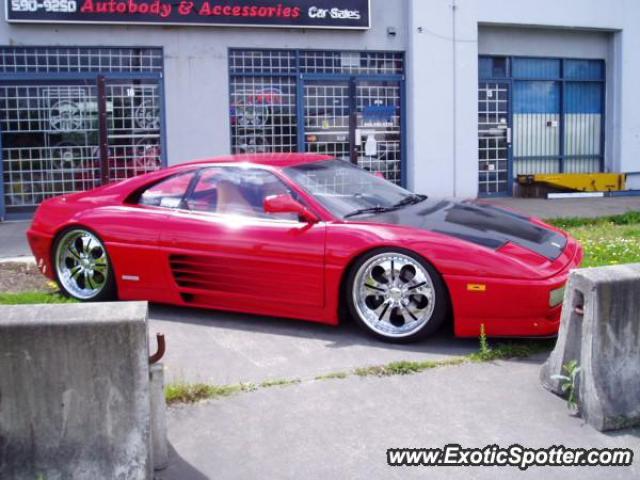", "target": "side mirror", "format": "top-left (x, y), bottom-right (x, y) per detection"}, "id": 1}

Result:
top-left (263, 194), bottom-right (319, 223)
